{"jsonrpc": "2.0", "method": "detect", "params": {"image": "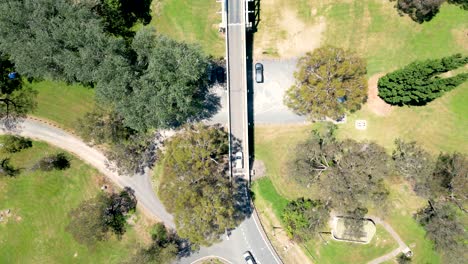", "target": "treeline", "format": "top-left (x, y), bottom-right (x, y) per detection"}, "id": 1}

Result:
top-left (0, 0), bottom-right (218, 174)
top-left (284, 124), bottom-right (467, 263)
top-left (390, 0), bottom-right (467, 23)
